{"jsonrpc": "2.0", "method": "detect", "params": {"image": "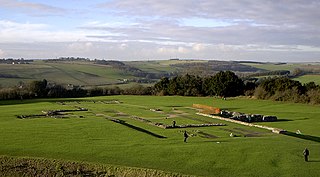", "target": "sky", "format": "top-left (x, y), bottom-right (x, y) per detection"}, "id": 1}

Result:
top-left (0, 0), bottom-right (320, 62)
